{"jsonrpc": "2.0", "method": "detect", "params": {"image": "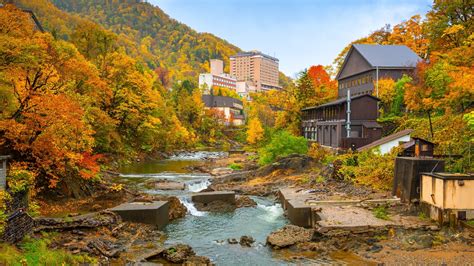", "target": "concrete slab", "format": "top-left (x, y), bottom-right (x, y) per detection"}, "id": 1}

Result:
top-left (316, 205), bottom-right (393, 230)
top-left (279, 188), bottom-right (403, 229)
top-left (109, 201), bottom-right (169, 229)
top-left (191, 191), bottom-right (235, 204)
